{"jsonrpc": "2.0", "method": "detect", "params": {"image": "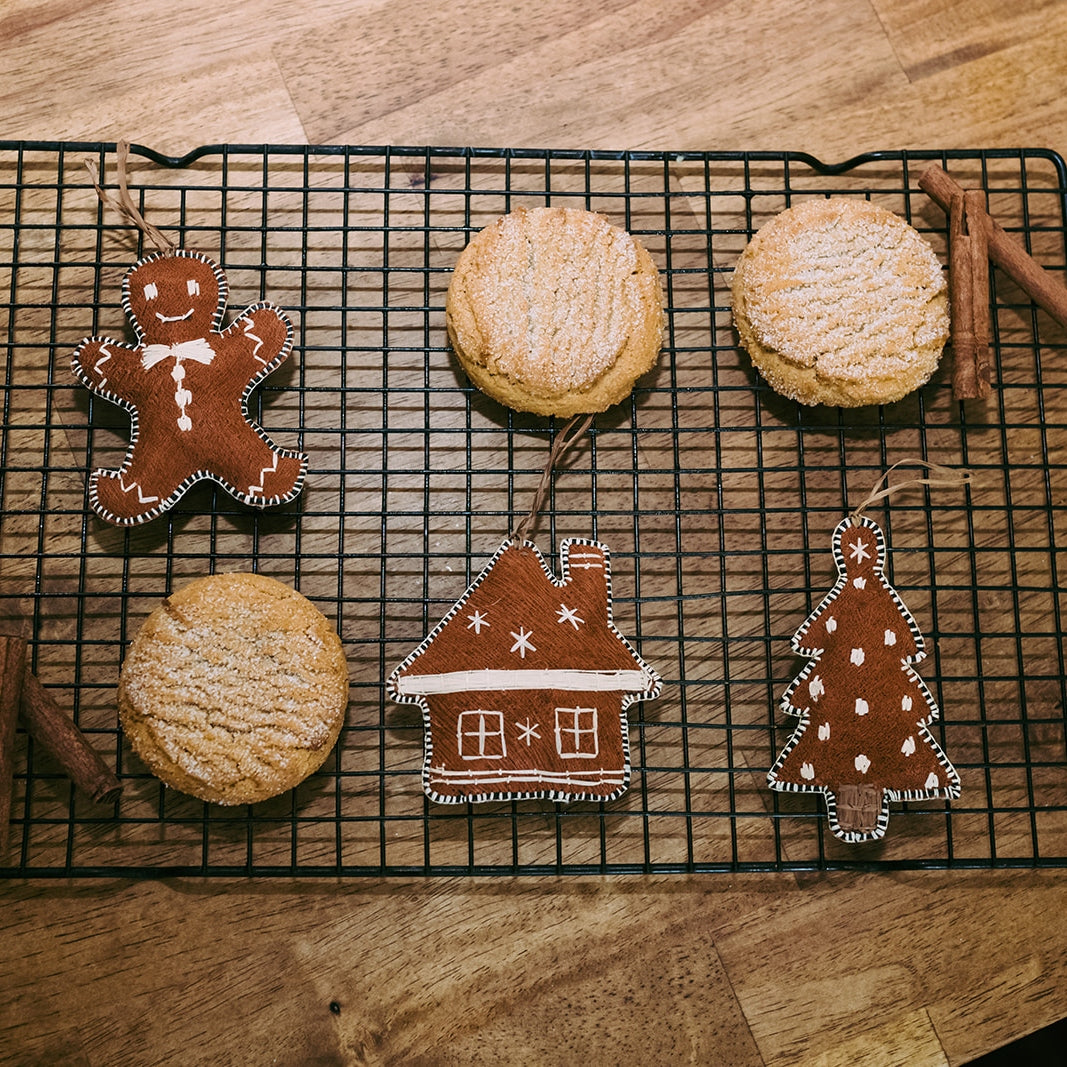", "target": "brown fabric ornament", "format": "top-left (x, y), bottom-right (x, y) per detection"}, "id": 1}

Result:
top-left (768, 515), bottom-right (960, 842)
top-left (388, 538), bottom-right (661, 804)
top-left (72, 249), bottom-right (307, 524)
